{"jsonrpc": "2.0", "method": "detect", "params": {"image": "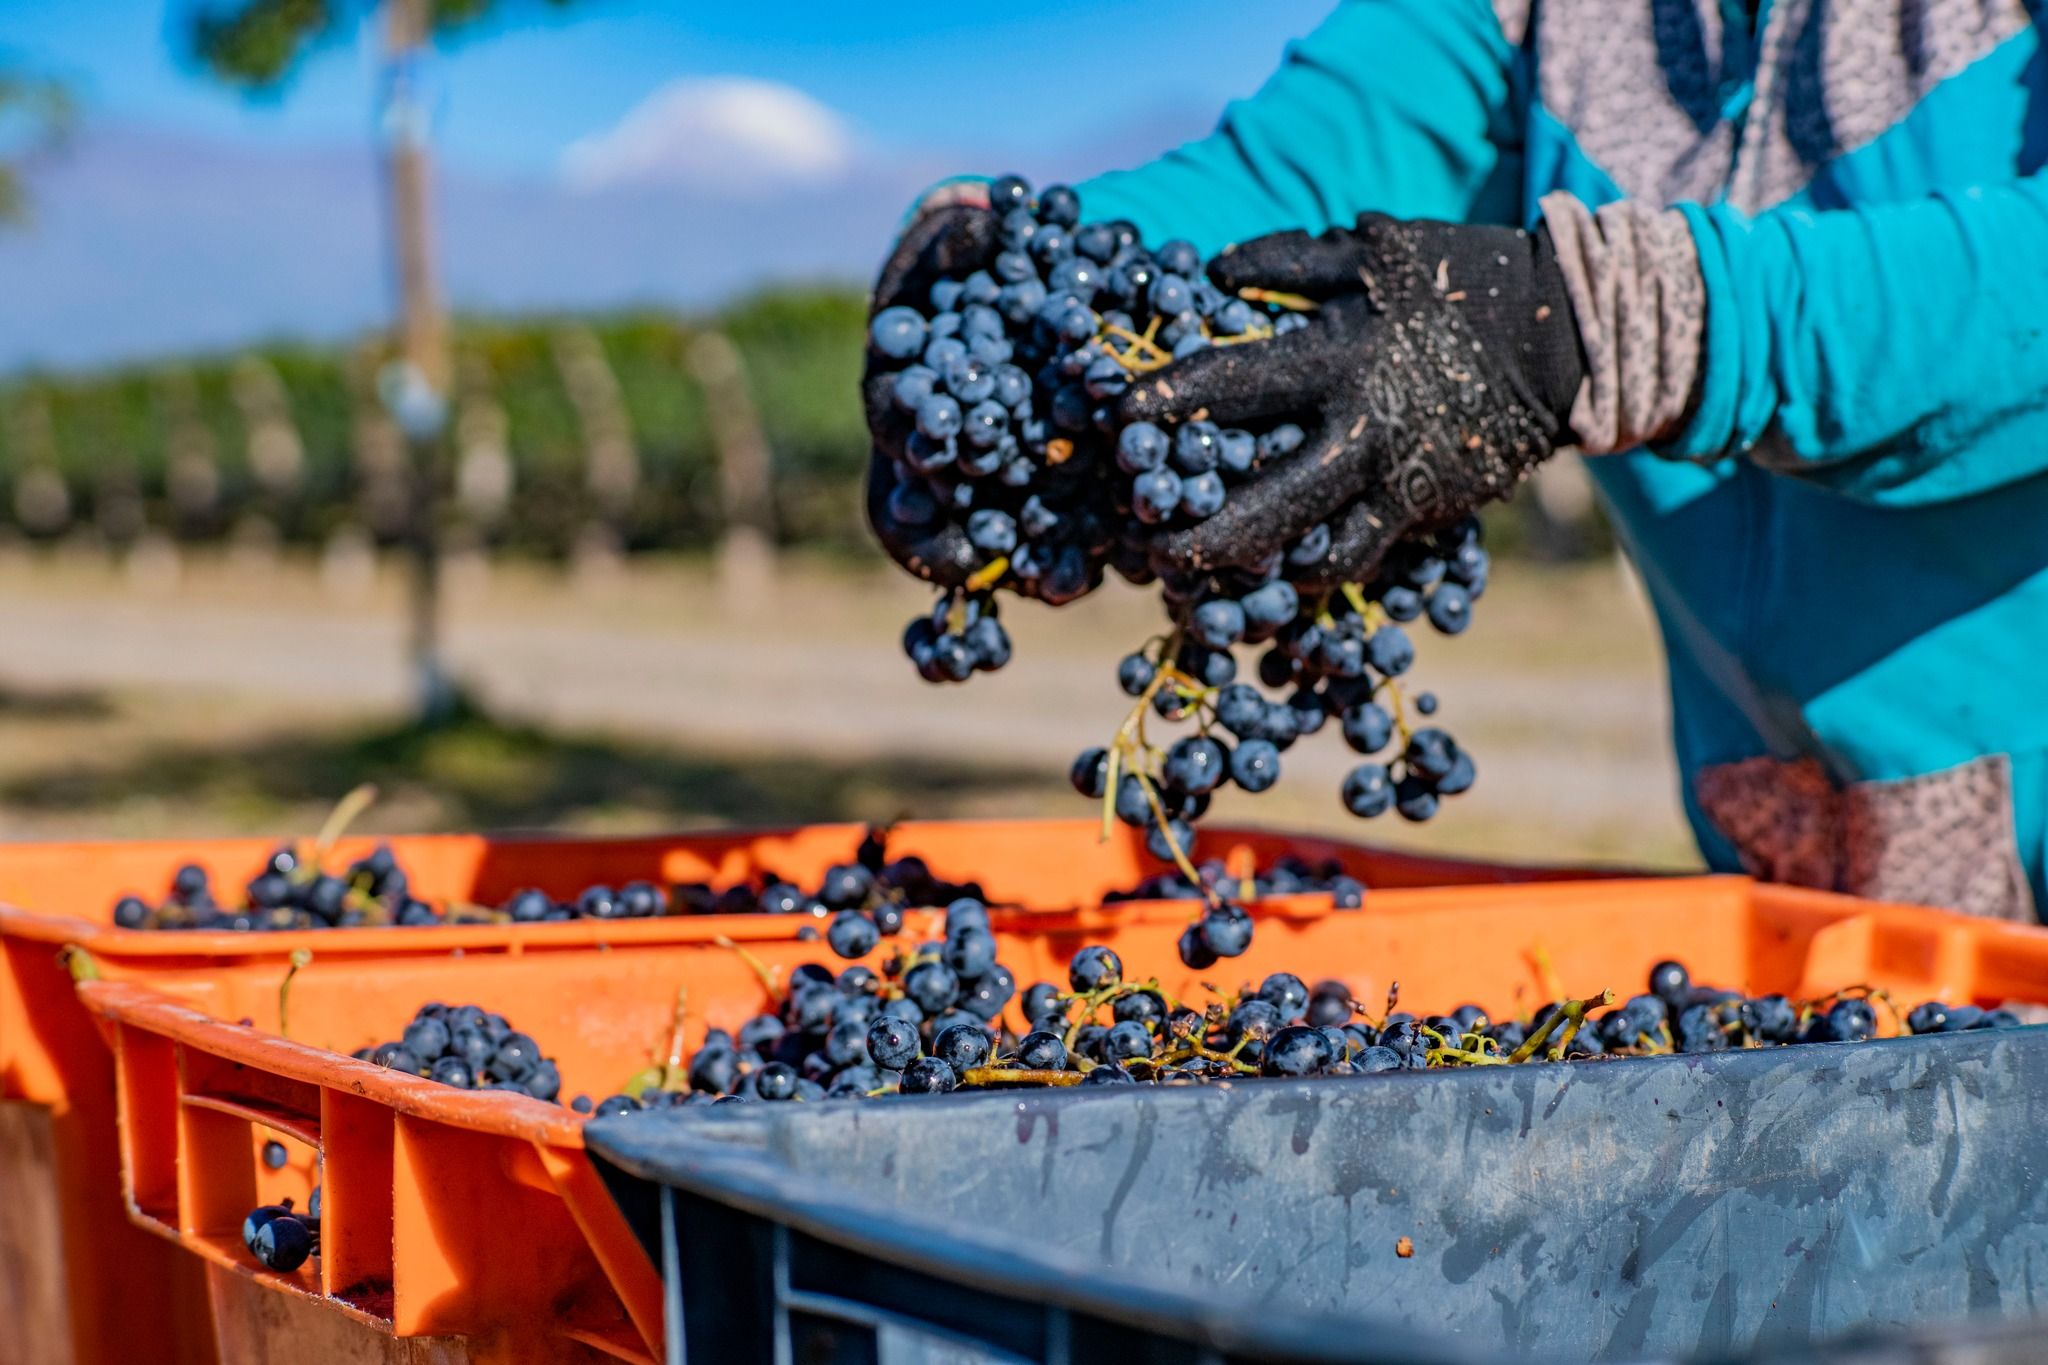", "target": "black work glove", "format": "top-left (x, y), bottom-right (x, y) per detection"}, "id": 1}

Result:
top-left (1118, 214), bottom-right (1585, 584)
top-left (861, 200), bottom-right (1002, 588)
